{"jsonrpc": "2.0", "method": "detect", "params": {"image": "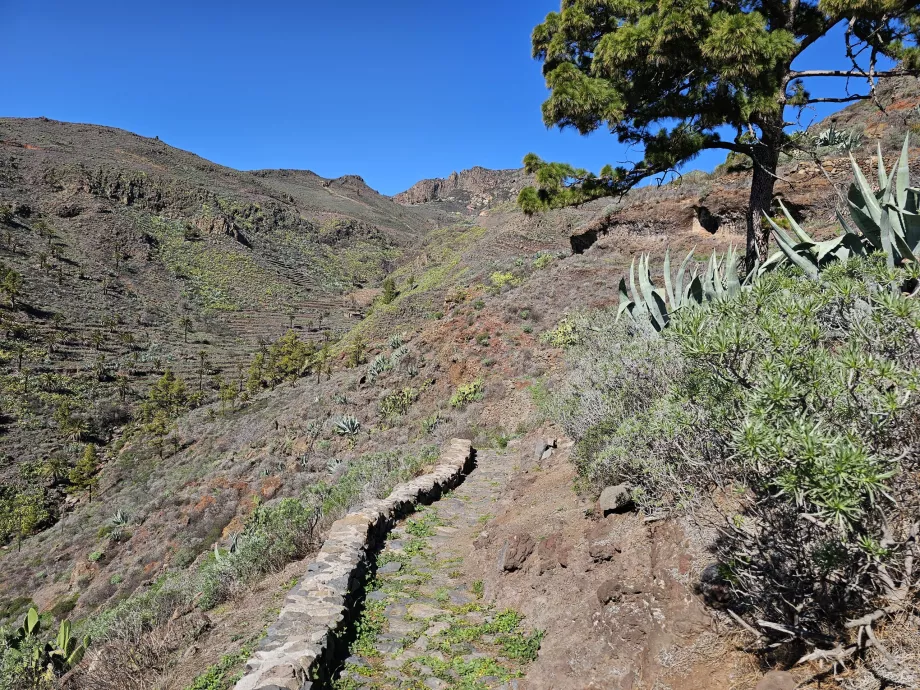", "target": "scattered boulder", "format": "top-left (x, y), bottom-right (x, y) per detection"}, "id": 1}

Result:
top-left (698, 562), bottom-right (732, 606)
top-left (755, 671), bottom-right (797, 690)
top-left (496, 531), bottom-right (535, 572)
top-left (537, 532), bottom-right (571, 574)
top-left (533, 439), bottom-right (553, 461)
top-left (598, 484), bottom-right (634, 516)
top-left (55, 203), bottom-right (83, 218)
top-left (587, 522), bottom-right (621, 562)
